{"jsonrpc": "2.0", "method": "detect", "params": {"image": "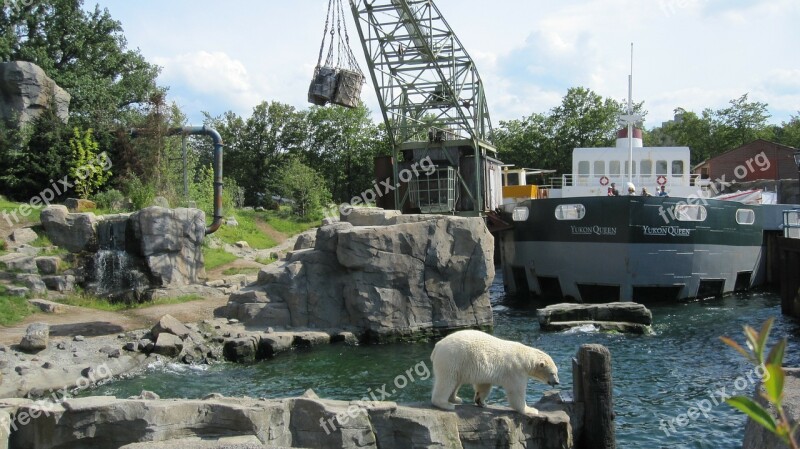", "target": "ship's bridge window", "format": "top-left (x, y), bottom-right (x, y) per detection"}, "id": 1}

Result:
top-left (656, 160), bottom-right (668, 176)
top-left (672, 160), bottom-right (685, 178)
top-left (640, 160), bottom-right (652, 176)
top-left (555, 204), bottom-right (586, 221)
top-left (578, 161), bottom-right (590, 179)
top-left (609, 160), bottom-right (621, 176)
top-left (736, 209), bottom-right (755, 225)
top-left (675, 204), bottom-right (707, 222)
top-left (594, 161), bottom-right (605, 177)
